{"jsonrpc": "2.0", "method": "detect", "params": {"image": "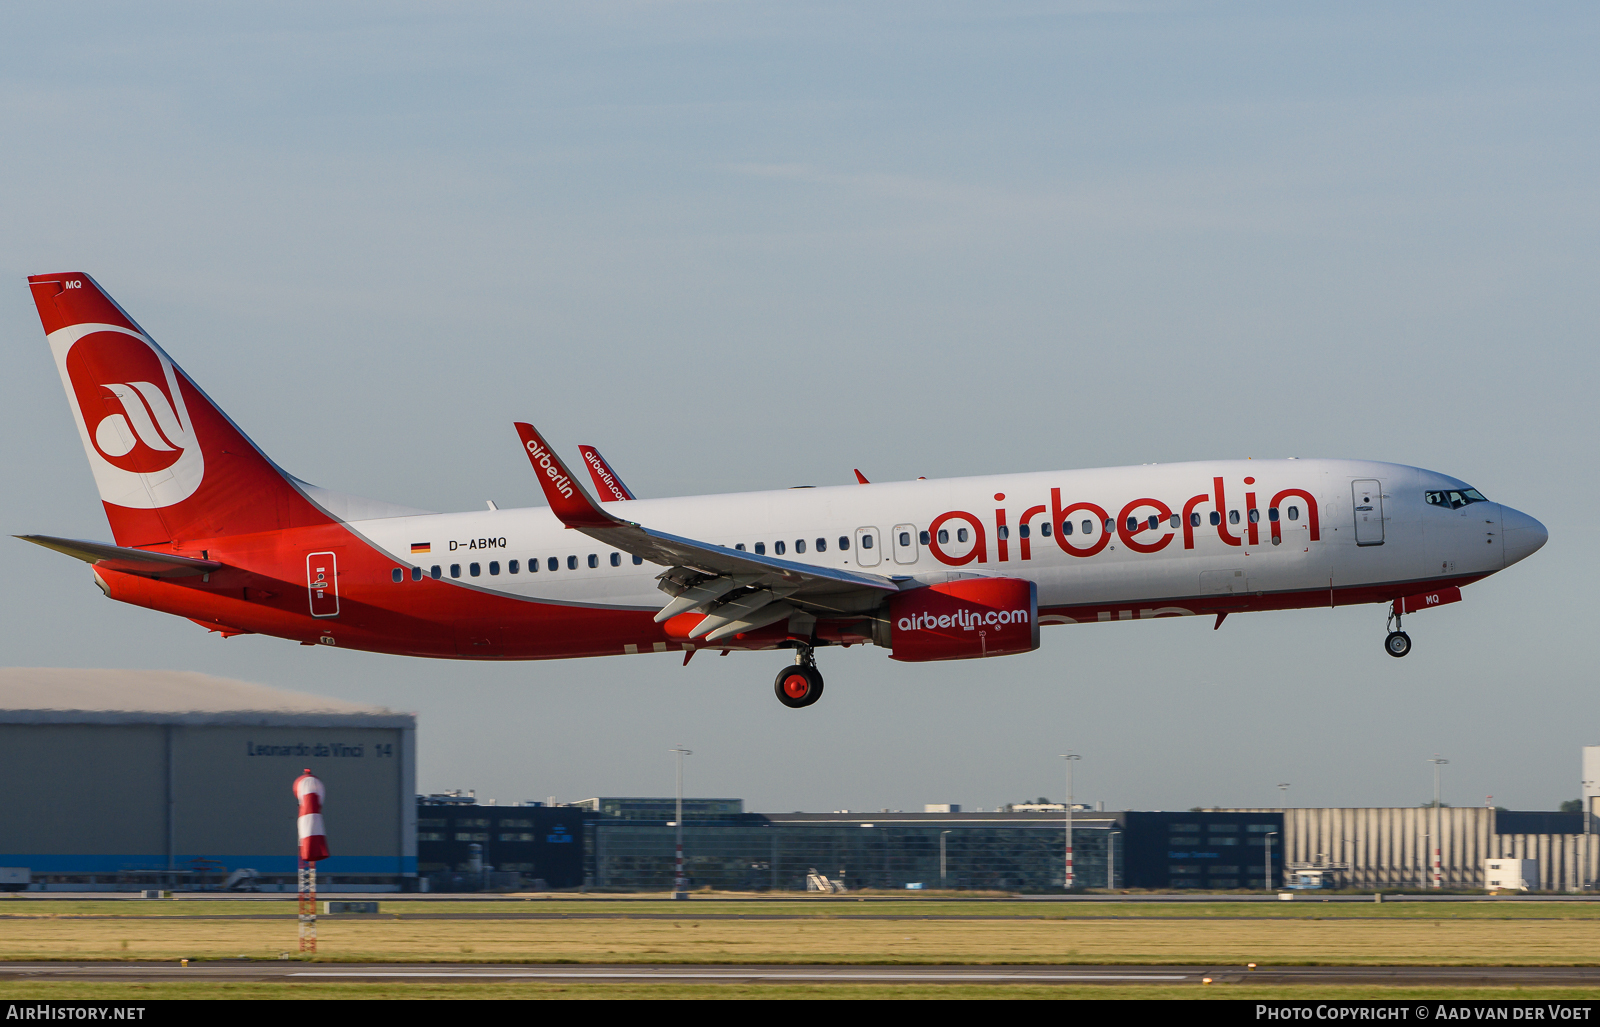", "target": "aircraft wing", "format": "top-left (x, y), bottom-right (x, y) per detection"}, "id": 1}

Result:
top-left (17, 534), bottom-right (224, 579)
top-left (577, 444), bottom-right (637, 502)
top-left (514, 423), bottom-right (898, 641)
